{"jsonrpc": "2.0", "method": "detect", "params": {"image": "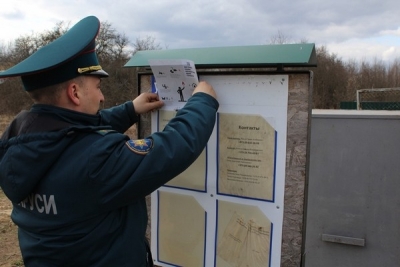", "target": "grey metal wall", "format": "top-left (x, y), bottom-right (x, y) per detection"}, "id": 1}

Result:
top-left (303, 110), bottom-right (400, 267)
